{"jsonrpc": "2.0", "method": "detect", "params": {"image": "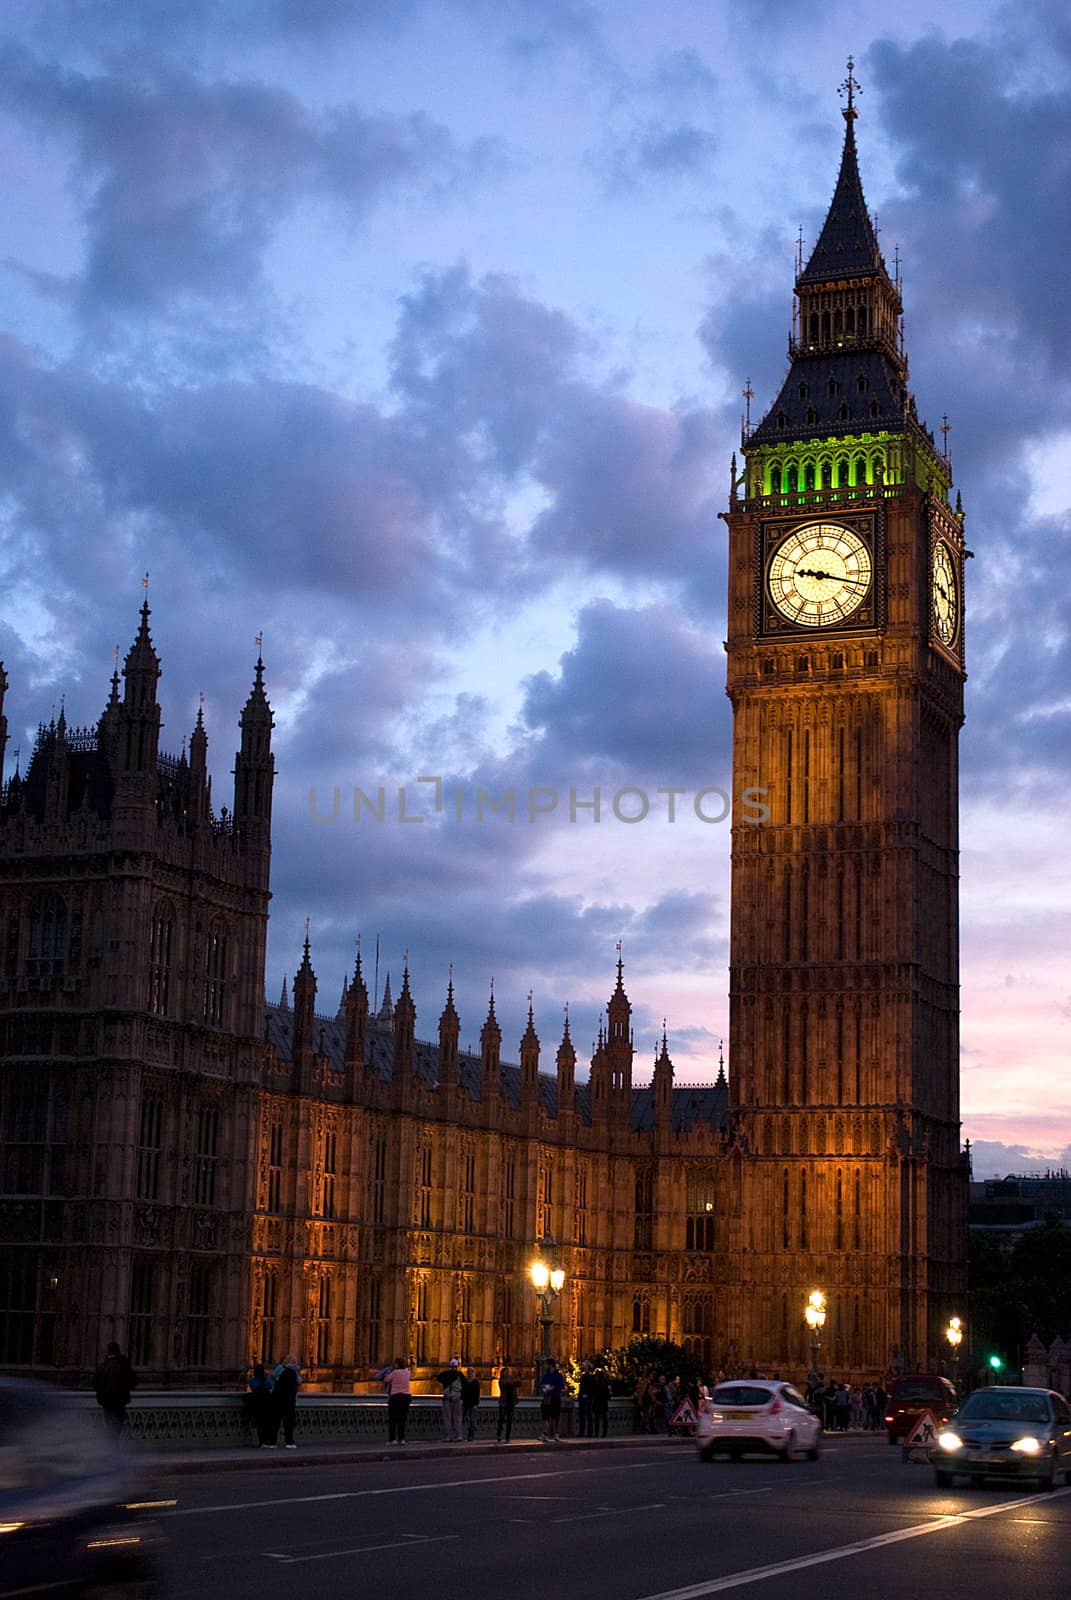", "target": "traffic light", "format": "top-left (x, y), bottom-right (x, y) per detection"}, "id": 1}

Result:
top-left (987, 1354), bottom-right (1004, 1373)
